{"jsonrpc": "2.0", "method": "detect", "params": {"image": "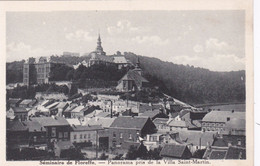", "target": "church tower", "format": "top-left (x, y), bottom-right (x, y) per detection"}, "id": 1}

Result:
top-left (96, 33), bottom-right (106, 56)
top-left (134, 57), bottom-right (143, 76)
